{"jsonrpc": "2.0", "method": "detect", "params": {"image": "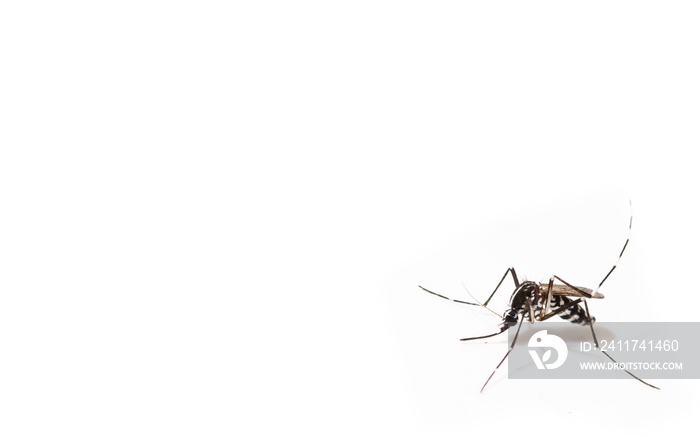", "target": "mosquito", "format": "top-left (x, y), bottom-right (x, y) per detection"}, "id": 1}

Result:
top-left (418, 204), bottom-right (659, 393)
